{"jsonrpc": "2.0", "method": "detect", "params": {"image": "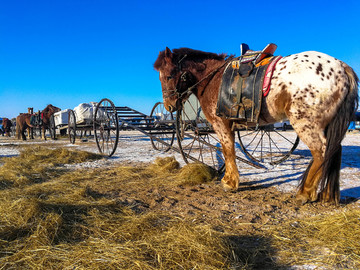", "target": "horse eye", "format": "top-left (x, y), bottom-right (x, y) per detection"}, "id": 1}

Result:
top-left (167, 76), bottom-right (173, 81)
